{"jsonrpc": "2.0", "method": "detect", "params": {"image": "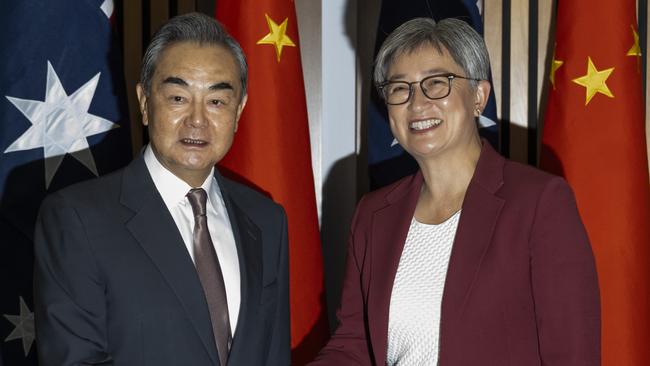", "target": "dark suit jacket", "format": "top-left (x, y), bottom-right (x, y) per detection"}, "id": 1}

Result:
top-left (312, 143), bottom-right (600, 365)
top-left (34, 155), bottom-right (290, 366)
